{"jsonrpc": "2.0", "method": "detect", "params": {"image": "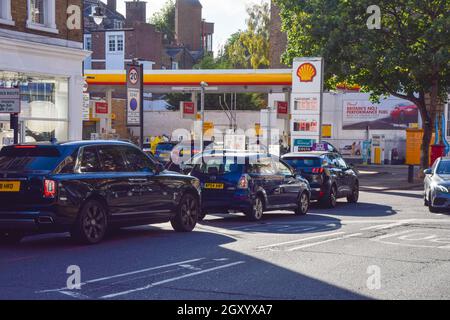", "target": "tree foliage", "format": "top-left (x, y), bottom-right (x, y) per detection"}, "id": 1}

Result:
top-left (150, 0), bottom-right (175, 44)
top-left (226, 1), bottom-right (271, 69)
top-left (276, 0), bottom-right (450, 168)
